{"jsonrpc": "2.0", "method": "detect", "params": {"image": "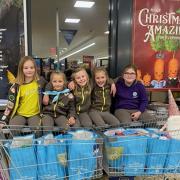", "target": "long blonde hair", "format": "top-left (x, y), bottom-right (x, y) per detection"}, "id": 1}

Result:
top-left (16, 56), bottom-right (39, 85)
